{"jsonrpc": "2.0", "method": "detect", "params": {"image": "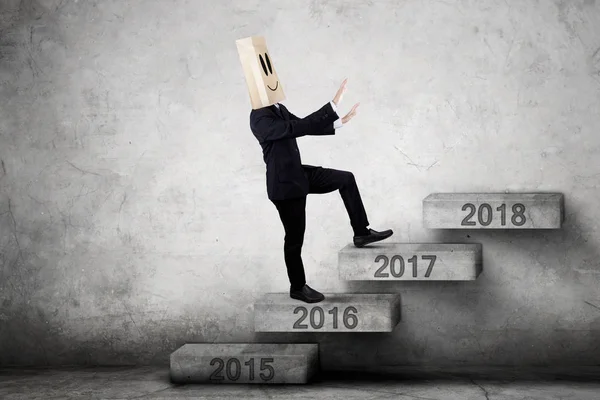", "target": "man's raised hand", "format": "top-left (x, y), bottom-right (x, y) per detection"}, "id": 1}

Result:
top-left (332, 78), bottom-right (347, 106)
top-left (333, 78), bottom-right (359, 125)
top-left (341, 103), bottom-right (360, 124)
